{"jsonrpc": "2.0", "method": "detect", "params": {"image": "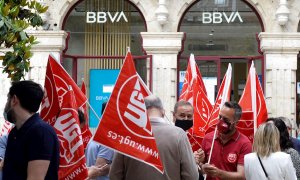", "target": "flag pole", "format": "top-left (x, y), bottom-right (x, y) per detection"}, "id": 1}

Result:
top-left (86, 101), bottom-right (101, 122)
top-left (203, 127), bottom-right (218, 180)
